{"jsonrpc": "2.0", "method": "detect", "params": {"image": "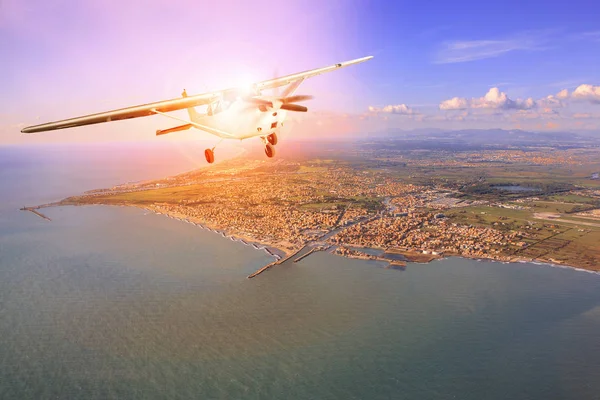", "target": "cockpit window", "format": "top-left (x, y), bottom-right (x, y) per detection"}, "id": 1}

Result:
top-left (207, 100), bottom-right (223, 116)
